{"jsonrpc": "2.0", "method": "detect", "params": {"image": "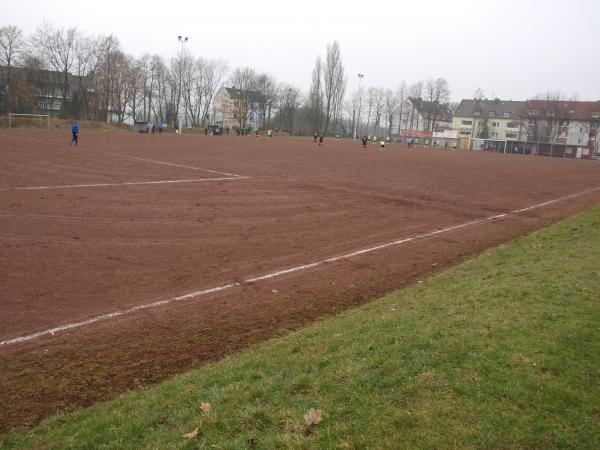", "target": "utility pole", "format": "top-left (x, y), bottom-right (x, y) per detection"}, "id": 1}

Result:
top-left (177, 35), bottom-right (188, 134)
top-left (353, 73), bottom-right (364, 139)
